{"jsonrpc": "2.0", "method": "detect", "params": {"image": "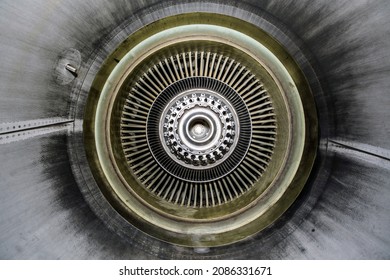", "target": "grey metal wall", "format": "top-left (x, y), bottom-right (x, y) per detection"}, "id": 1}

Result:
top-left (0, 0), bottom-right (389, 259)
